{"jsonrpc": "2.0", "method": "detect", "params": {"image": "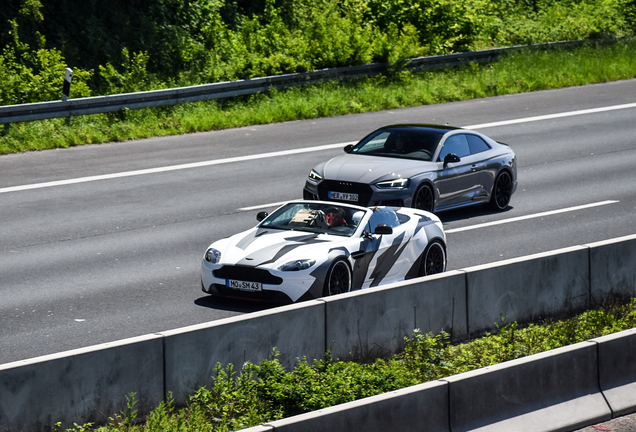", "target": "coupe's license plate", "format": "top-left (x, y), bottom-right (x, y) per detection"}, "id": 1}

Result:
top-left (329, 191), bottom-right (358, 202)
top-left (227, 279), bottom-right (262, 291)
